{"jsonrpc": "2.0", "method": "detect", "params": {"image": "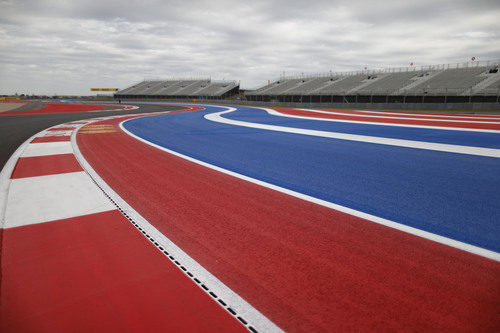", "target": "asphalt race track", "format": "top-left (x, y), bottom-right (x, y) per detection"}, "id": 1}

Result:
top-left (1, 102), bottom-right (499, 332)
top-left (0, 103), bottom-right (186, 169)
